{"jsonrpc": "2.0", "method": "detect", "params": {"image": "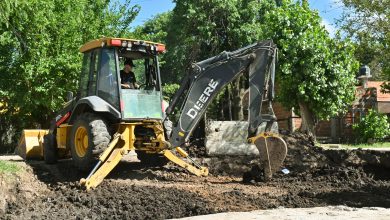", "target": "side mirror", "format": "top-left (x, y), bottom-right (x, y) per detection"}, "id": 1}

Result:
top-left (67, 91), bottom-right (73, 102)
